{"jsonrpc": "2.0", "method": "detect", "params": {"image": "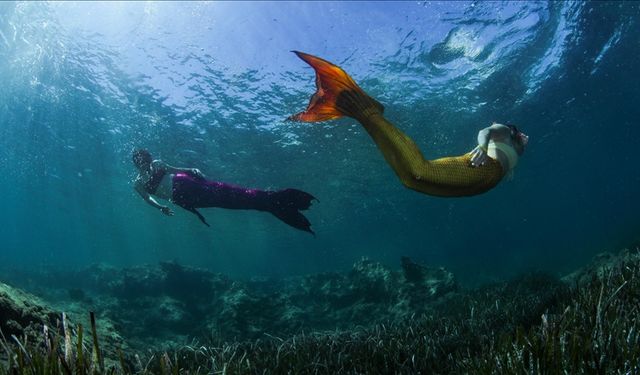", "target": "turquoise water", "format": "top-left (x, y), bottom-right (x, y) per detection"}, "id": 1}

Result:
top-left (0, 1), bottom-right (638, 285)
